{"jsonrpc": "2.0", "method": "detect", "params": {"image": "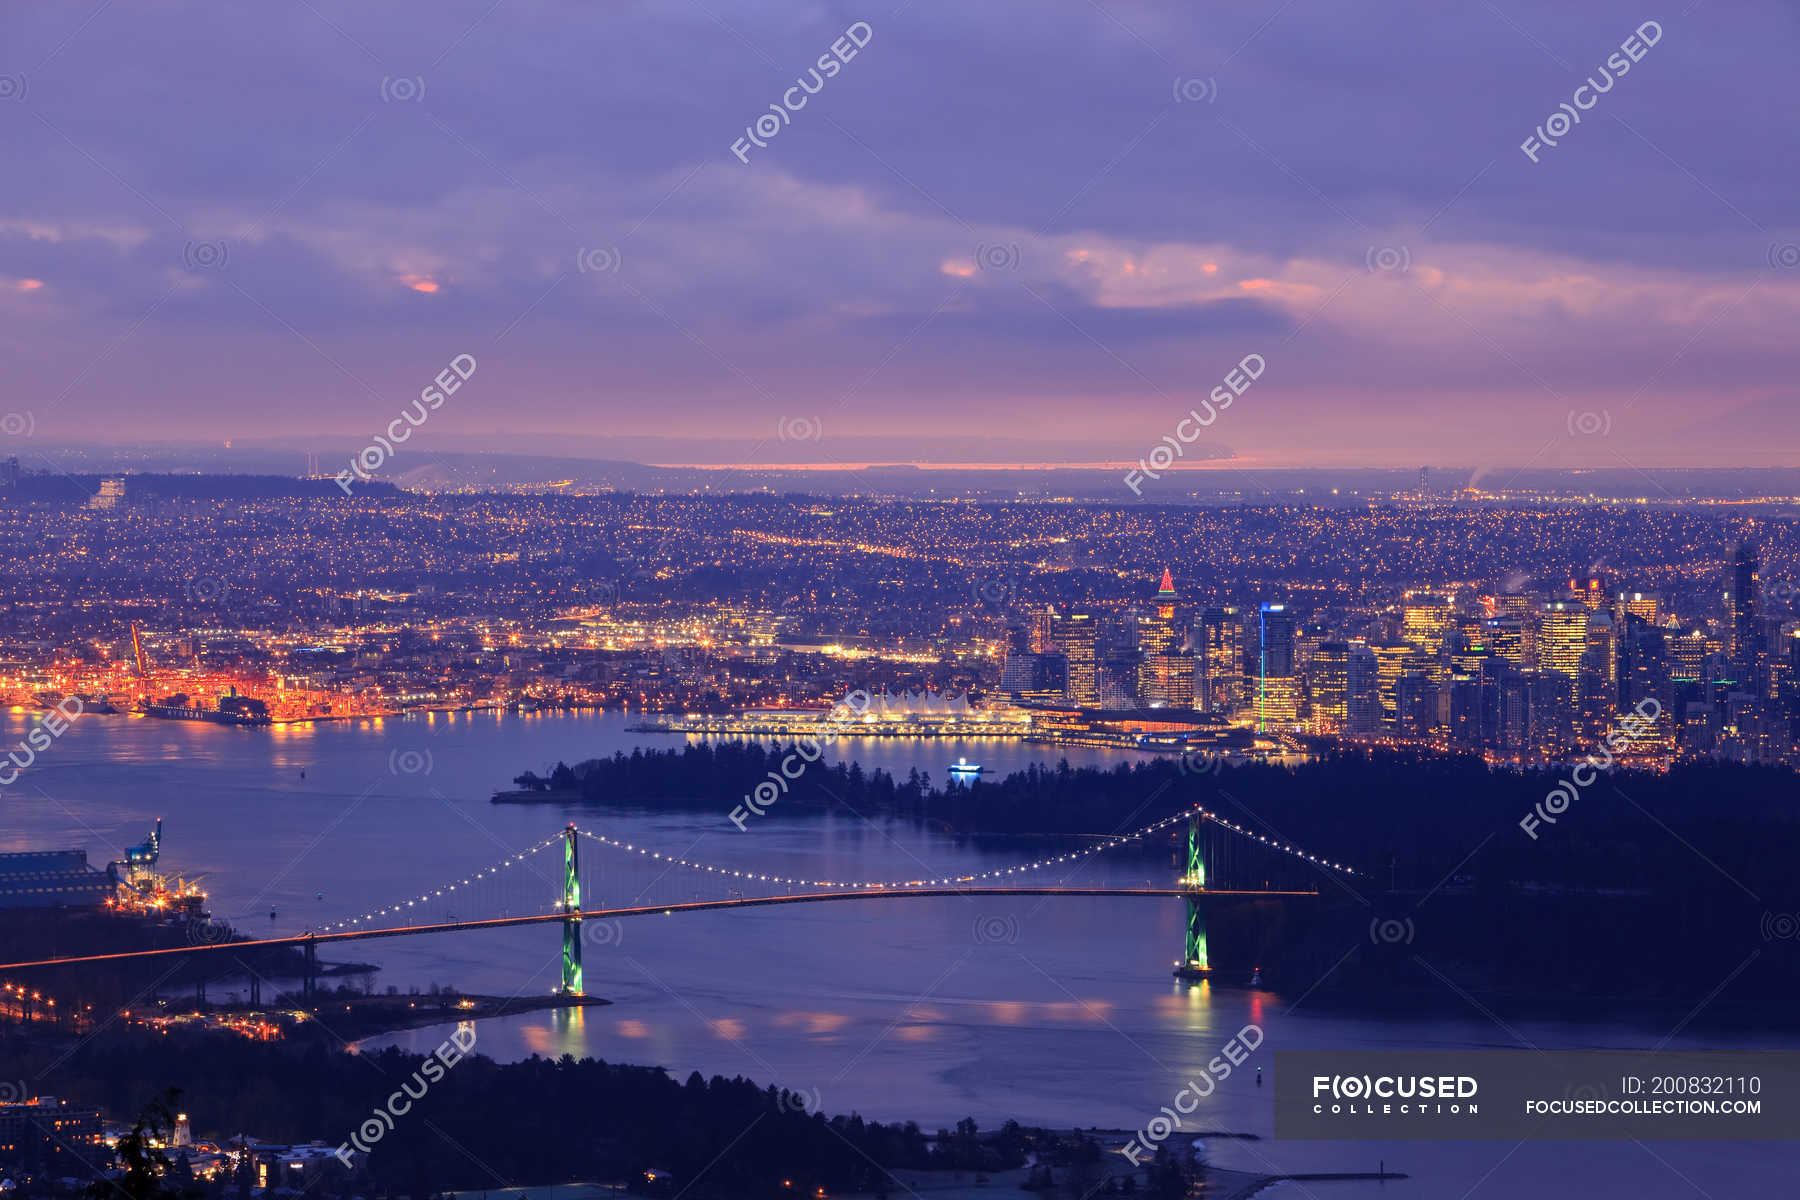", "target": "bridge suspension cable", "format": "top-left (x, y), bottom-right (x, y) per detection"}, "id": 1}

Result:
top-left (311, 807), bottom-right (1354, 936)
top-left (574, 806), bottom-right (1355, 891)
top-left (315, 833), bottom-right (564, 933)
